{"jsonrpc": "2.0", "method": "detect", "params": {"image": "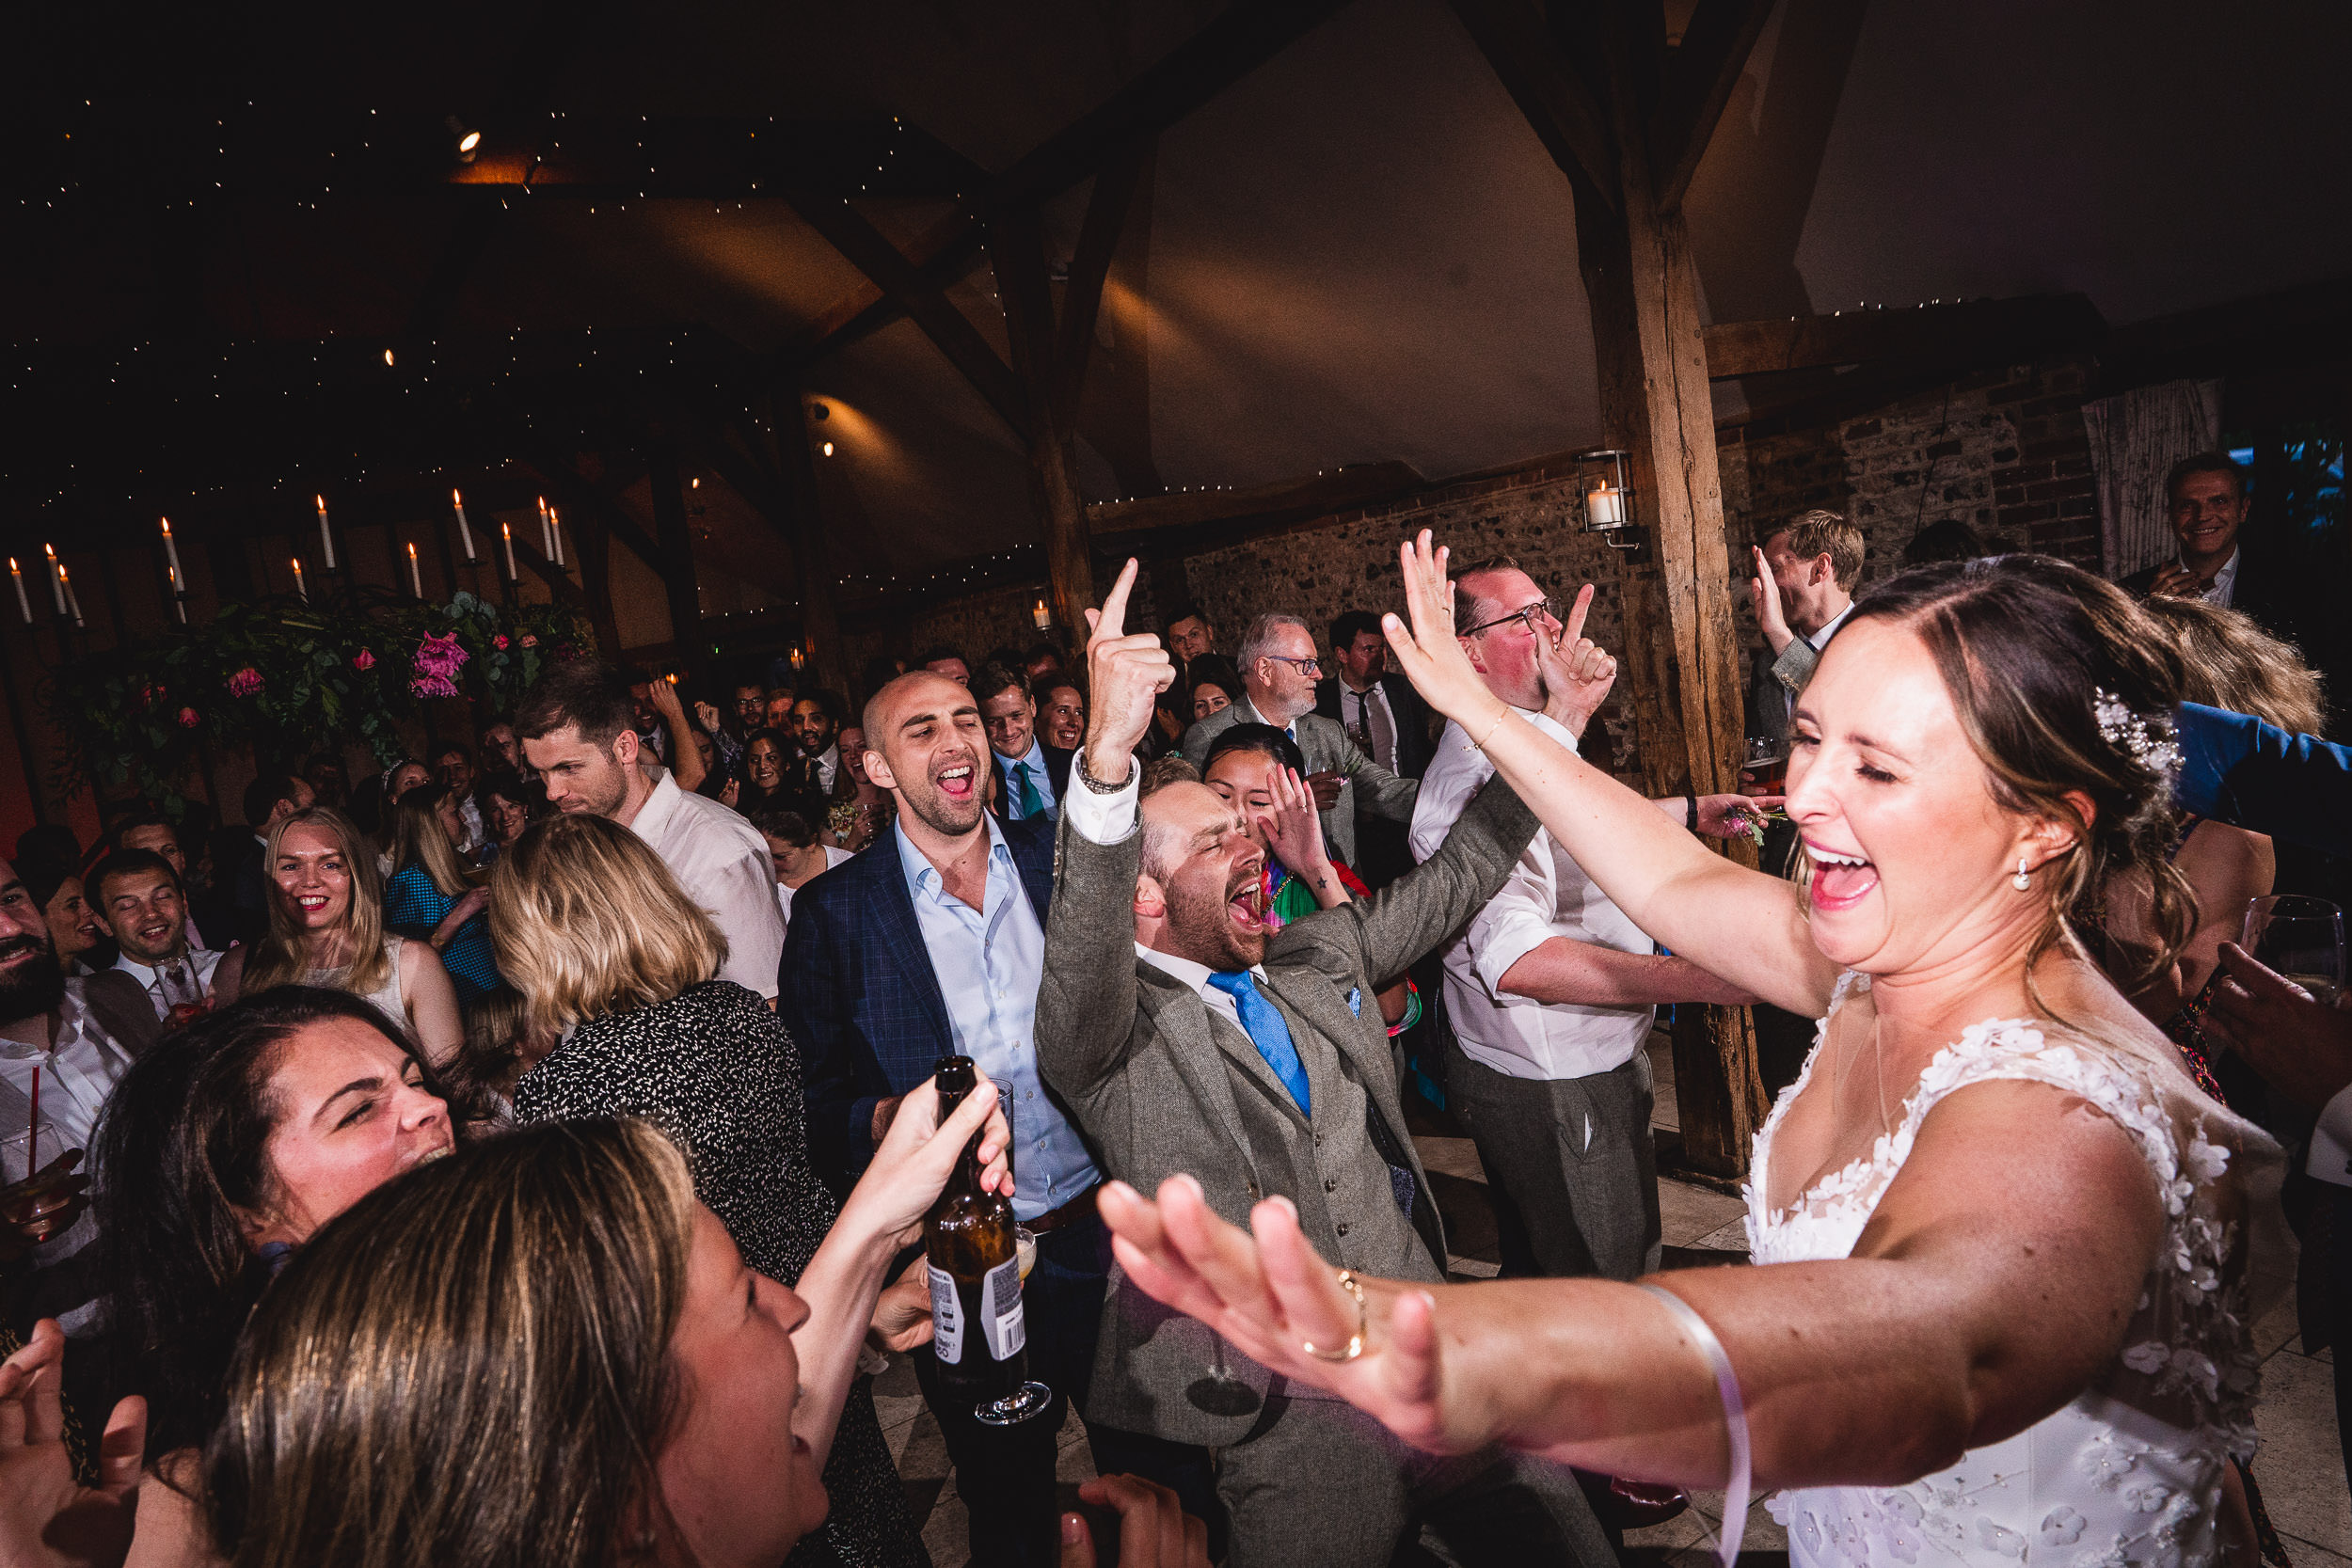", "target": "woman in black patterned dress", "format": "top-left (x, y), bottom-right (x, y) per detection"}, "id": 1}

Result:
top-left (490, 813), bottom-right (930, 1568)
